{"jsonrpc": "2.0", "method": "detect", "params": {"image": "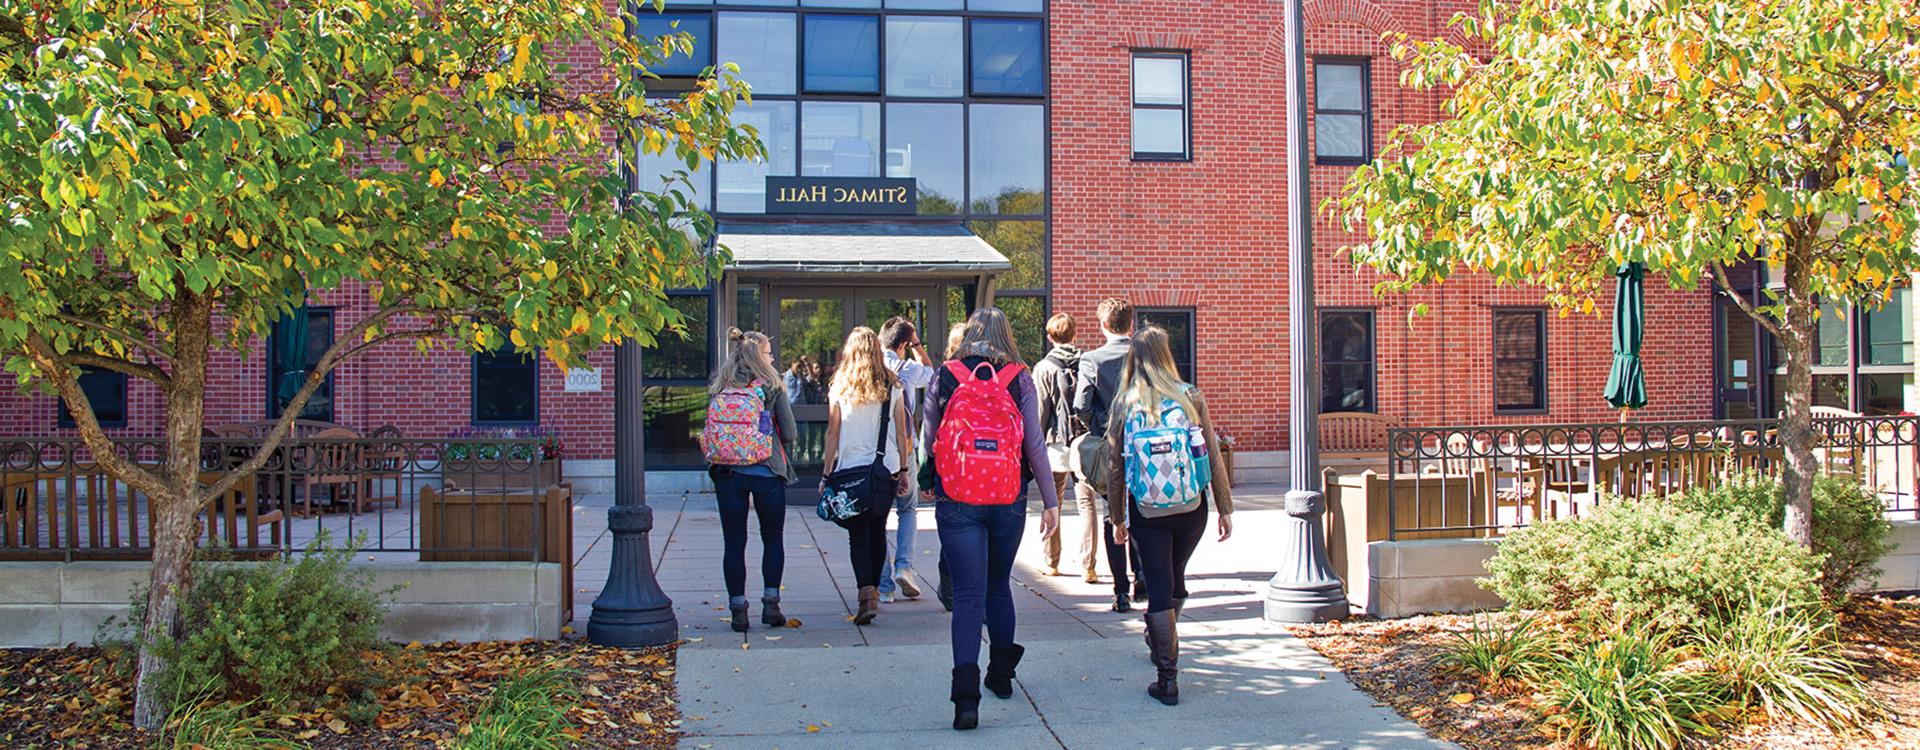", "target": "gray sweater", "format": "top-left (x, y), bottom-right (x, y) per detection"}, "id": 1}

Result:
top-left (916, 356), bottom-right (1059, 508)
